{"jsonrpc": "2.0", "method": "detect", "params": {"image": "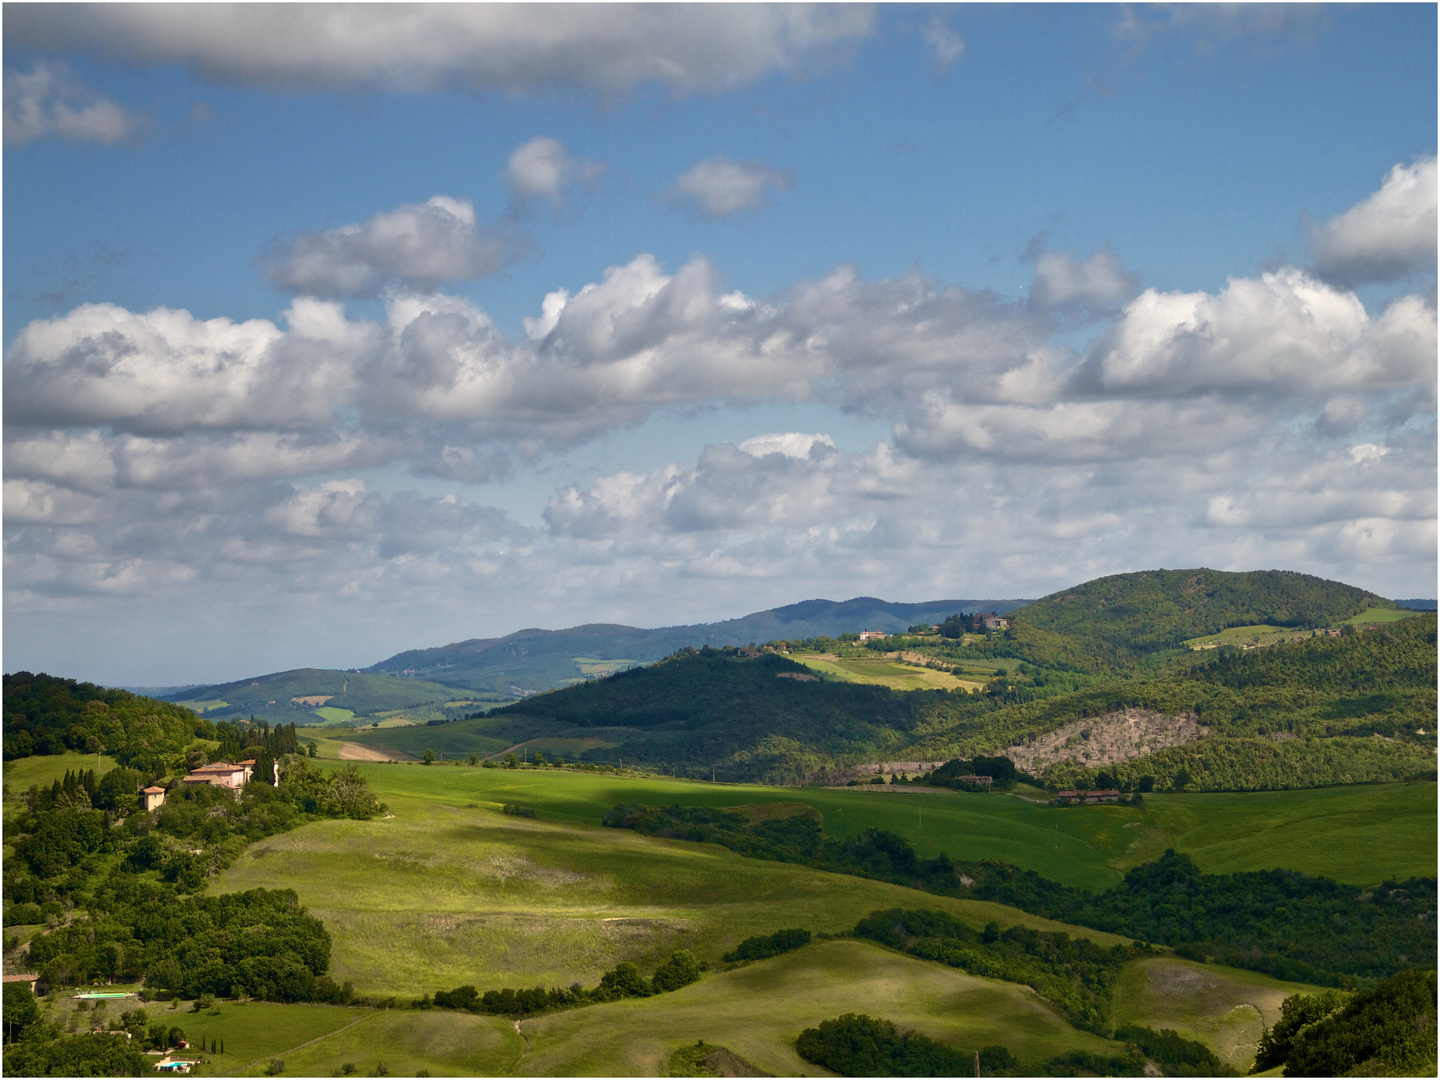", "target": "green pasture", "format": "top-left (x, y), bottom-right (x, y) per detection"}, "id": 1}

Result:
top-left (489, 737), bottom-right (619, 760)
top-left (52, 1000), bottom-right (367, 1076)
top-left (1112, 957), bottom-right (1325, 1072)
top-left (31, 944), bottom-right (1307, 1076)
top-left (318, 763), bottom-right (1436, 888)
top-left (1142, 782), bottom-right (1437, 884)
top-left (343, 716), bottom-right (514, 757)
top-left (1183, 624), bottom-right (1296, 649)
top-left (214, 785), bottom-right (1131, 999)
top-left (311, 706), bottom-right (355, 724)
top-left (1346, 606), bottom-right (1420, 625)
top-left (515, 938), bottom-right (1118, 1076)
top-left (573, 657), bottom-right (643, 677)
top-left (3, 750), bottom-right (118, 793)
top-left (790, 652), bottom-right (975, 691)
